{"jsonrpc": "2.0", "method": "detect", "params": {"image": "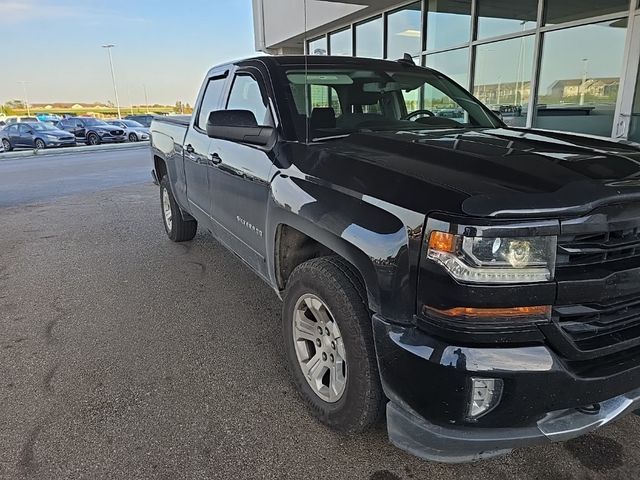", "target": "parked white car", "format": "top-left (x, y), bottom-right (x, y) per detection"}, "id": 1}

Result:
top-left (106, 119), bottom-right (150, 142)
